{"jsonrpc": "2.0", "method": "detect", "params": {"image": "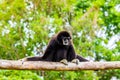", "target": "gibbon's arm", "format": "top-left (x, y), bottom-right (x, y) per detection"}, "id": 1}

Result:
top-left (67, 45), bottom-right (76, 61)
top-left (66, 45), bottom-right (79, 64)
top-left (41, 39), bottom-right (57, 61)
